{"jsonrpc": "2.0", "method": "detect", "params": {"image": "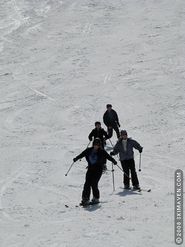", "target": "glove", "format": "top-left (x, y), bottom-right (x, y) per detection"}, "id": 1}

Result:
top-left (113, 160), bottom-right (117, 165)
top-left (110, 151), bottom-right (114, 156)
top-left (139, 147), bottom-right (143, 153)
top-left (73, 157), bottom-right (78, 162)
top-left (117, 122), bottom-right (121, 128)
